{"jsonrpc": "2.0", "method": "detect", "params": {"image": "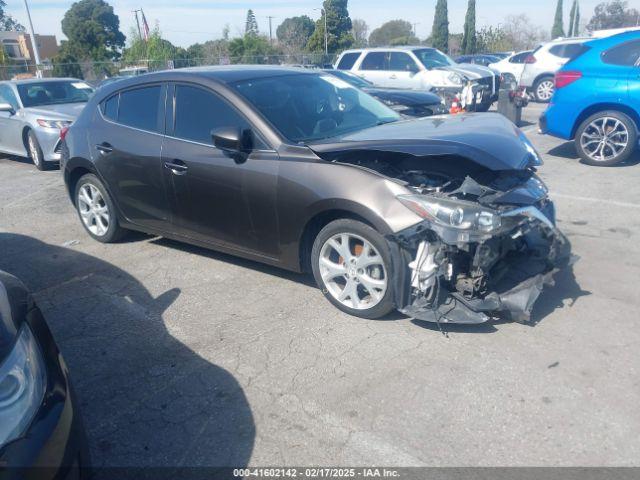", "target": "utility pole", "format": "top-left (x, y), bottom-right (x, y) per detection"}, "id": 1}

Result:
top-left (22, 0), bottom-right (42, 77)
top-left (133, 9), bottom-right (142, 40)
top-left (323, 9), bottom-right (328, 55)
top-left (266, 16), bottom-right (275, 43)
top-left (412, 22), bottom-right (420, 38)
